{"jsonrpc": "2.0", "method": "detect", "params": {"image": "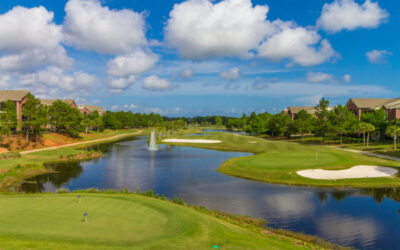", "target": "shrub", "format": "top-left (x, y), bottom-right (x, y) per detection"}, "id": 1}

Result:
top-left (0, 151), bottom-right (21, 160)
top-left (154, 193), bottom-right (159, 199)
top-left (173, 197), bottom-right (179, 203)
top-left (160, 194), bottom-right (166, 200)
top-left (86, 188), bottom-right (101, 193)
top-left (69, 129), bottom-right (80, 138)
top-left (145, 190), bottom-right (154, 197)
top-left (56, 188), bottom-right (70, 194)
